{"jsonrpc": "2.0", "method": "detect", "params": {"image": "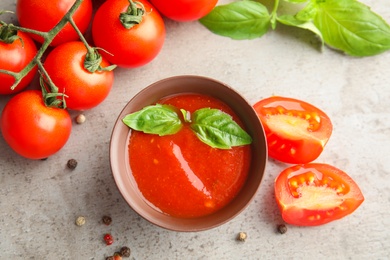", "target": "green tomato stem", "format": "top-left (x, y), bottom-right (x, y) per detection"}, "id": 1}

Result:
top-left (0, 0), bottom-right (84, 100)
